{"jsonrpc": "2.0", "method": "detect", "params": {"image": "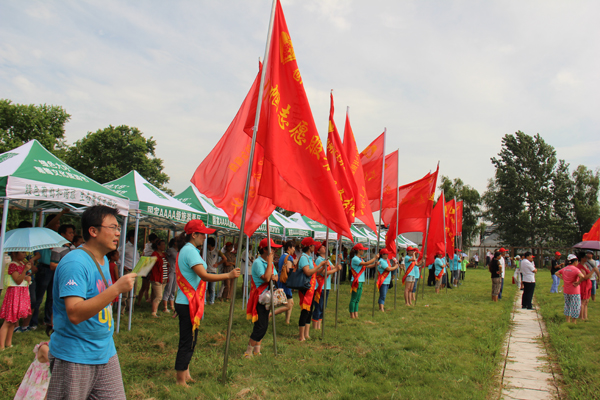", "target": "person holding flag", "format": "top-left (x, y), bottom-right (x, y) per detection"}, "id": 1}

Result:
top-left (402, 247), bottom-right (423, 306)
top-left (349, 244), bottom-right (378, 319)
top-left (245, 238), bottom-right (280, 358)
top-left (312, 241), bottom-right (341, 330)
top-left (450, 250), bottom-right (461, 287)
top-left (376, 249), bottom-right (399, 312)
top-left (298, 238), bottom-right (327, 341)
top-left (174, 220), bottom-right (240, 387)
top-left (434, 252), bottom-right (447, 294)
